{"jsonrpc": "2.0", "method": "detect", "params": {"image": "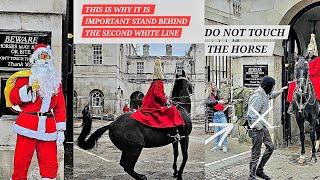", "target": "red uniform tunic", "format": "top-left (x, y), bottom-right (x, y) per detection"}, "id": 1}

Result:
top-left (131, 80), bottom-right (184, 128)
